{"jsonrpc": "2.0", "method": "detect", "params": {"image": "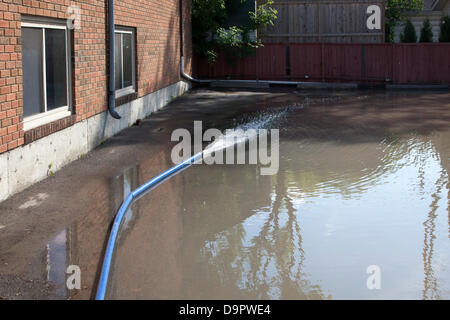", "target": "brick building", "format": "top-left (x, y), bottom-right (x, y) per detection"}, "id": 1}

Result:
top-left (0, 0), bottom-right (193, 201)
